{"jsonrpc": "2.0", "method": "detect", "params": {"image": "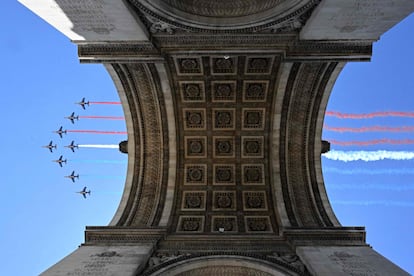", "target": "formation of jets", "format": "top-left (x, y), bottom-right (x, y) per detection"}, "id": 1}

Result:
top-left (43, 98), bottom-right (95, 198)
top-left (65, 112), bottom-right (79, 124)
top-left (42, 141), bottom-right (57, 153)
top-left (65, 140), bottom-right (78, 152)
top-left (54, 126), bottom-right (67, 138)
top-left (76, 97), bottom-right (89, 110)
top-left (53, 155), bottom-right (67, 167)
top-left (77, 187), bottom-right (91, 199)
top-left (65, 170), bottom-right (79, 183)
